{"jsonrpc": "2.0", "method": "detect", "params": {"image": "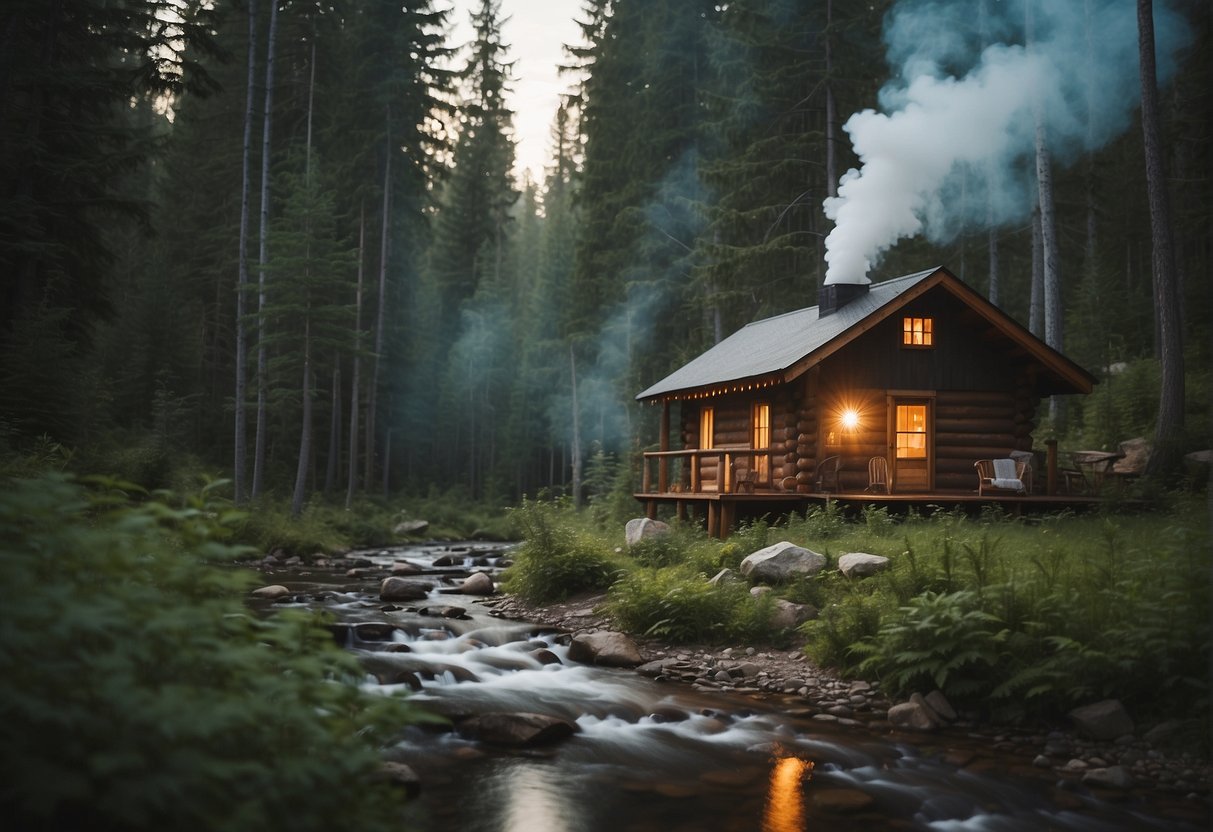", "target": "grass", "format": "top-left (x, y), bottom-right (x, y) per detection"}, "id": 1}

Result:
top-left (503, 495), bottom-right (1211, 728)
